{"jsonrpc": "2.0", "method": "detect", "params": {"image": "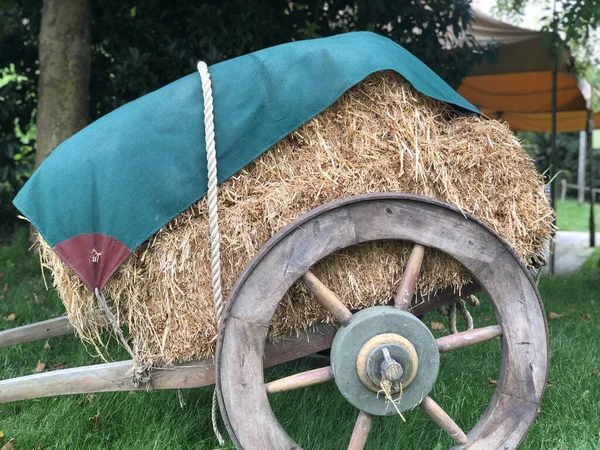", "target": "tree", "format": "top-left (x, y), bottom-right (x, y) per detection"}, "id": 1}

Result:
top-left (495, 0), bottom-right (600, 68)
top-left (0, 0), bottom-right (494, 232)
top-left (36, 0), bottom-right (91, 167)
top-left (86, 1), bottom-right (492, 117)
top-left (0, 0), bottom-right (40, 234)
